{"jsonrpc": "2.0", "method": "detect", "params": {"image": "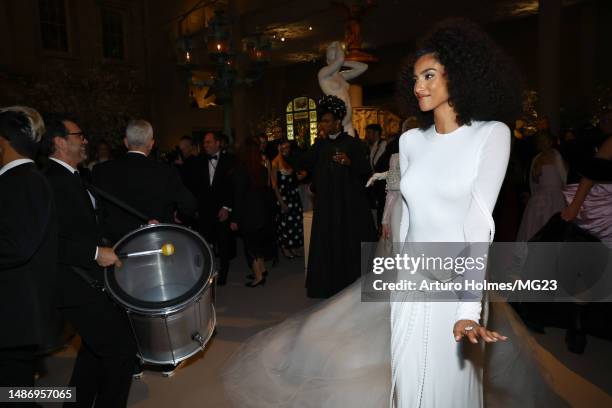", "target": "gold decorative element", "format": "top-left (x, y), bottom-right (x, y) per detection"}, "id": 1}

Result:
top-left (353, 107), bottom-right (401, 139)
top-left (332, 0), bottom-right (378, 63)
top-left (190, 85), bottom-right (217, 109)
